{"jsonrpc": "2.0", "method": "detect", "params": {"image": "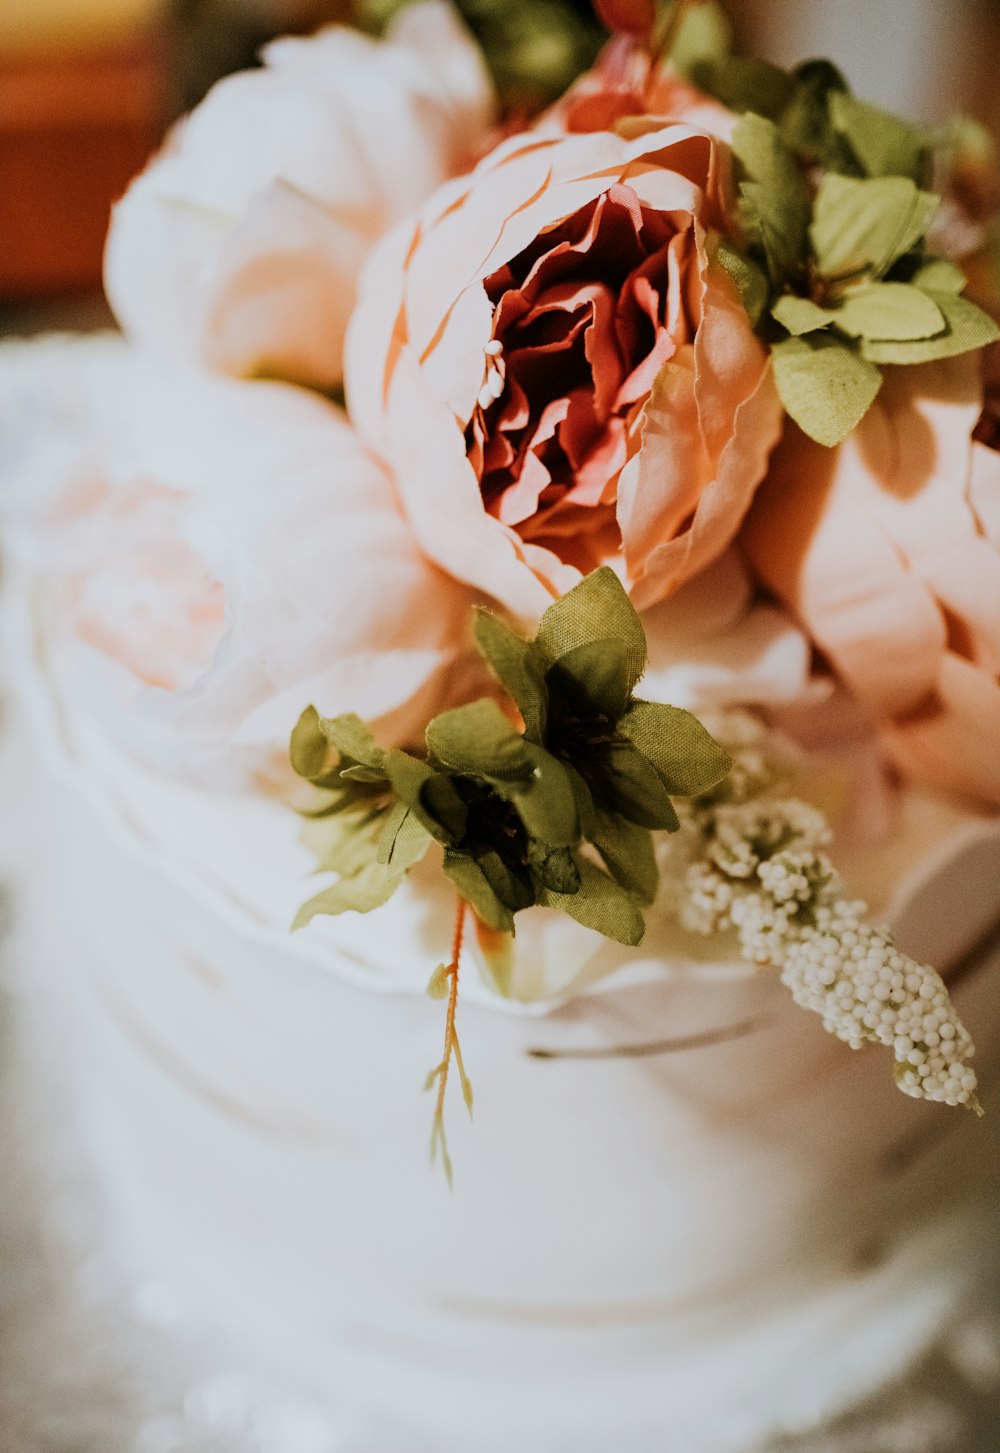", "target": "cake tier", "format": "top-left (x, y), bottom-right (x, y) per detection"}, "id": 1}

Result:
top-left (9, 591), bottom-right (1000, 1453)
